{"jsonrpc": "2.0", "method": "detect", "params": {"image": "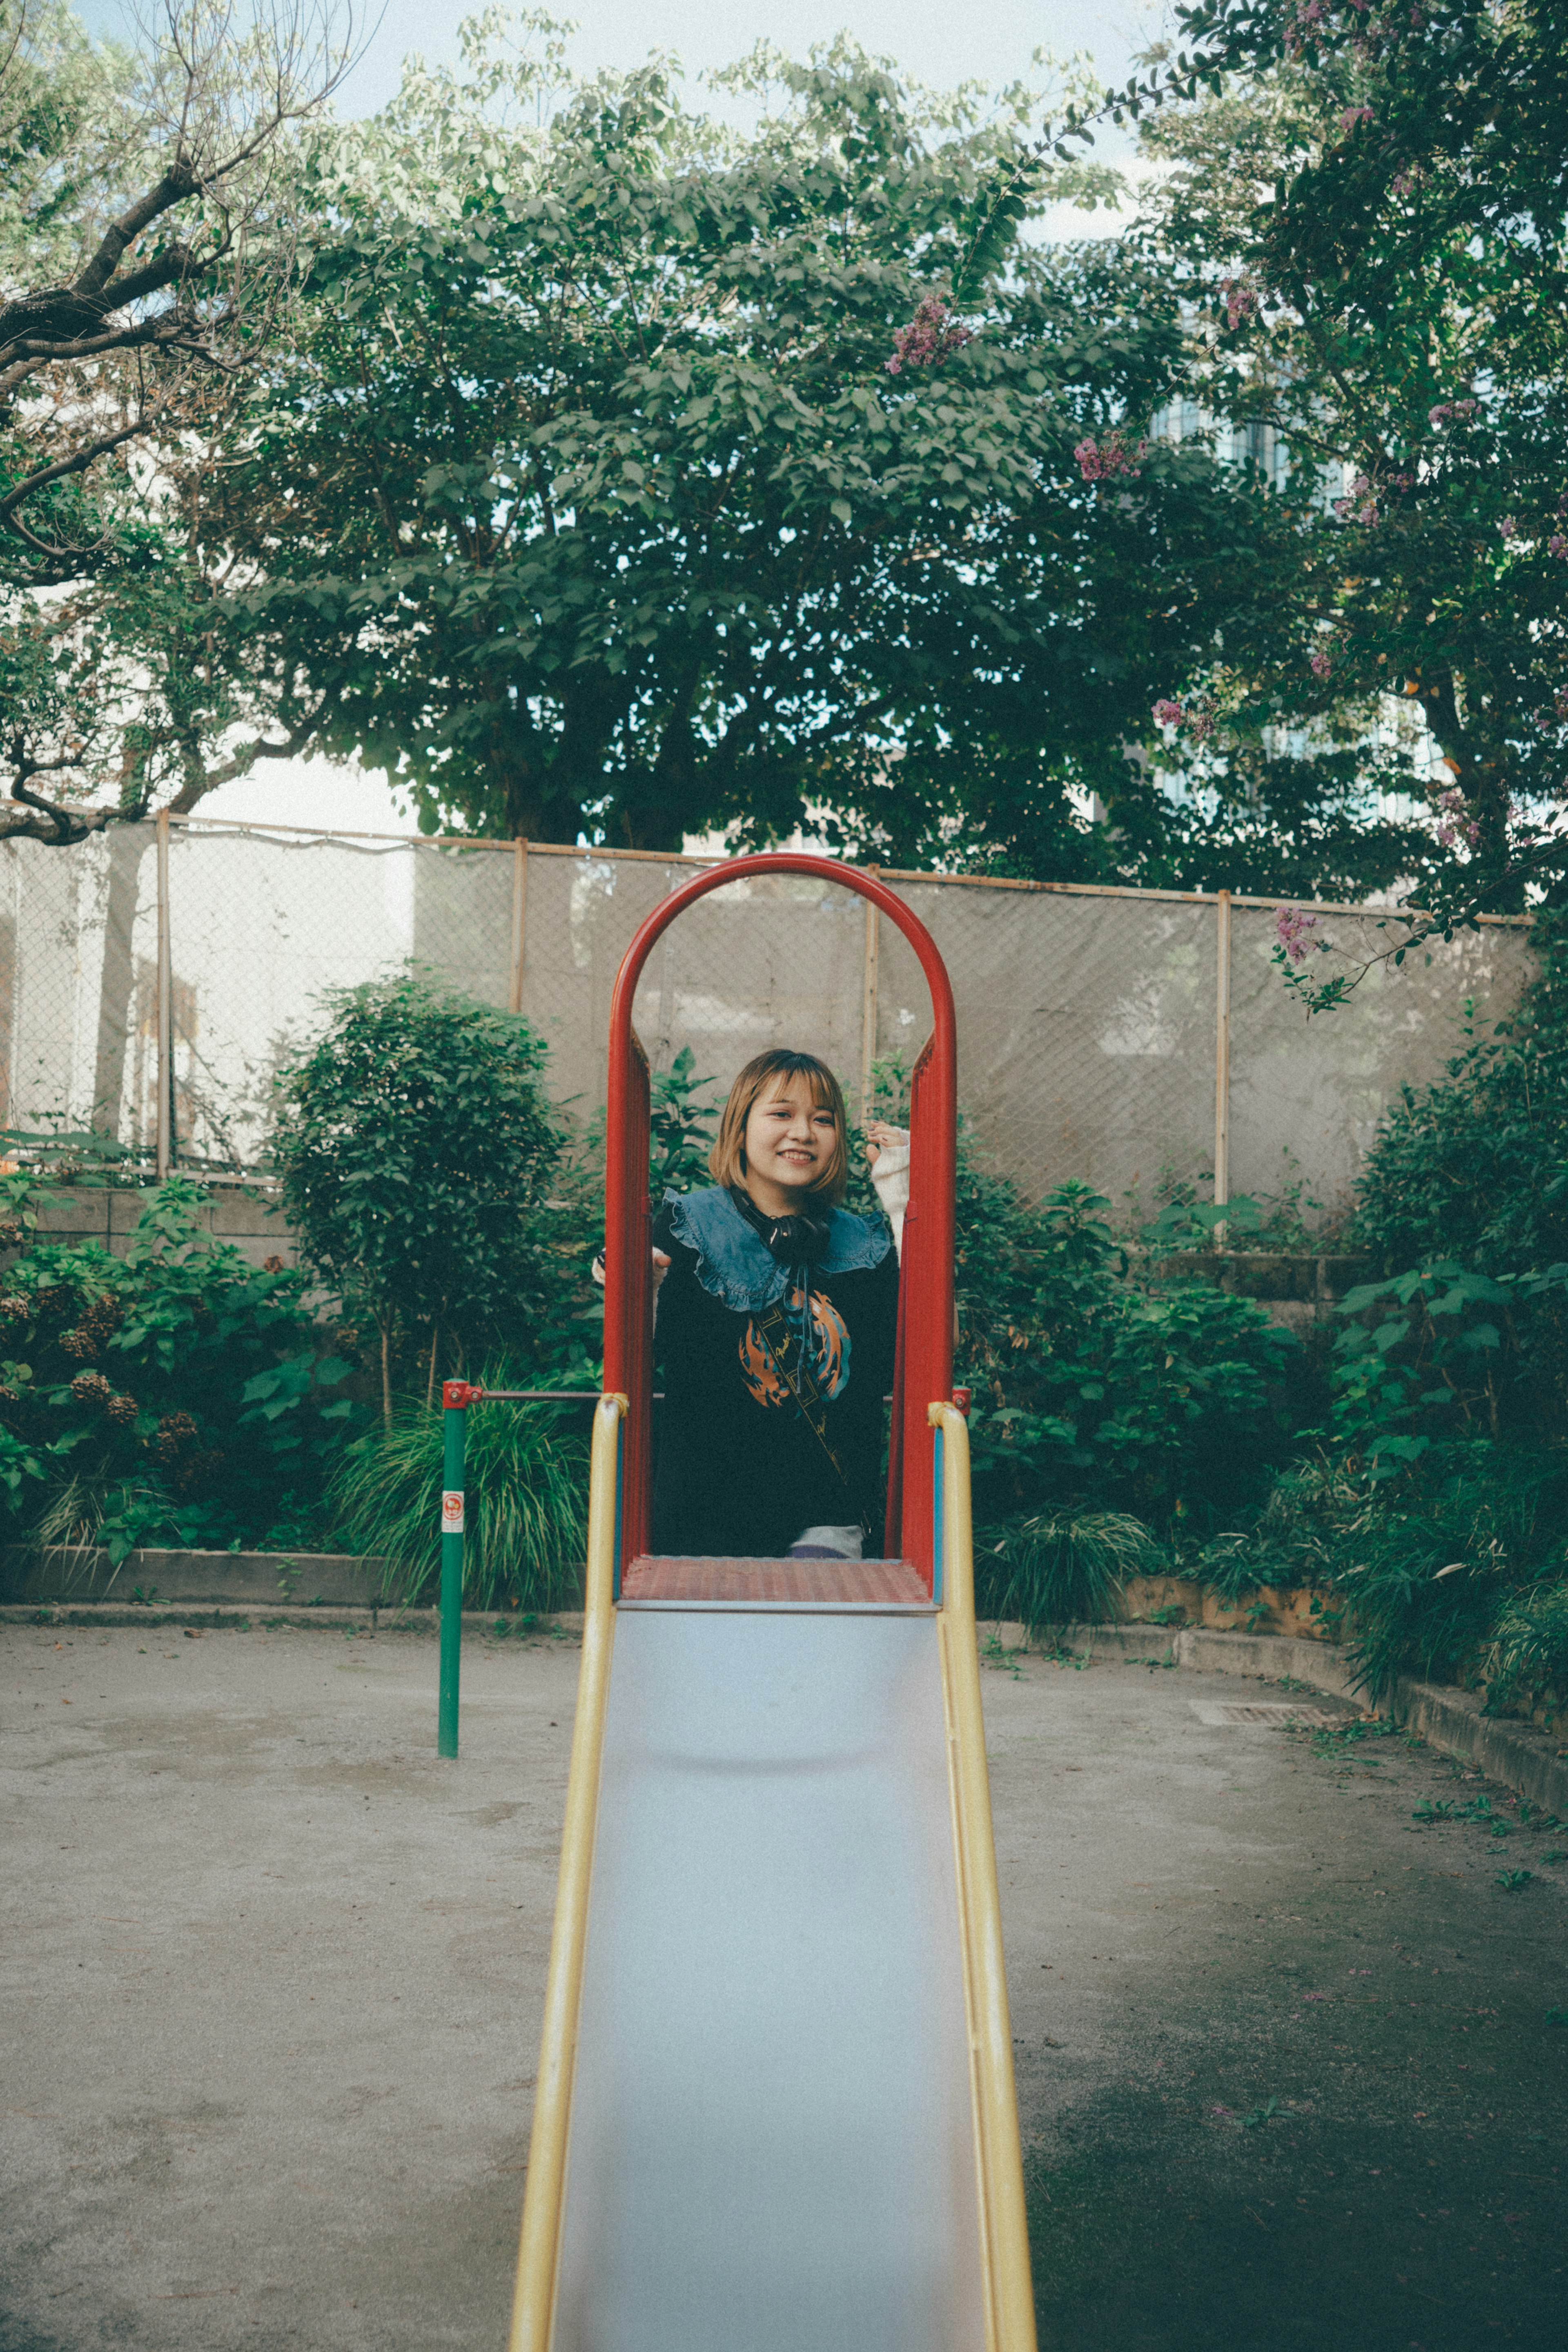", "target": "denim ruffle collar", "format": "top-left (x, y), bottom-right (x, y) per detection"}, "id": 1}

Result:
top-left (664, 1185), bottom-right (891, 1312)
